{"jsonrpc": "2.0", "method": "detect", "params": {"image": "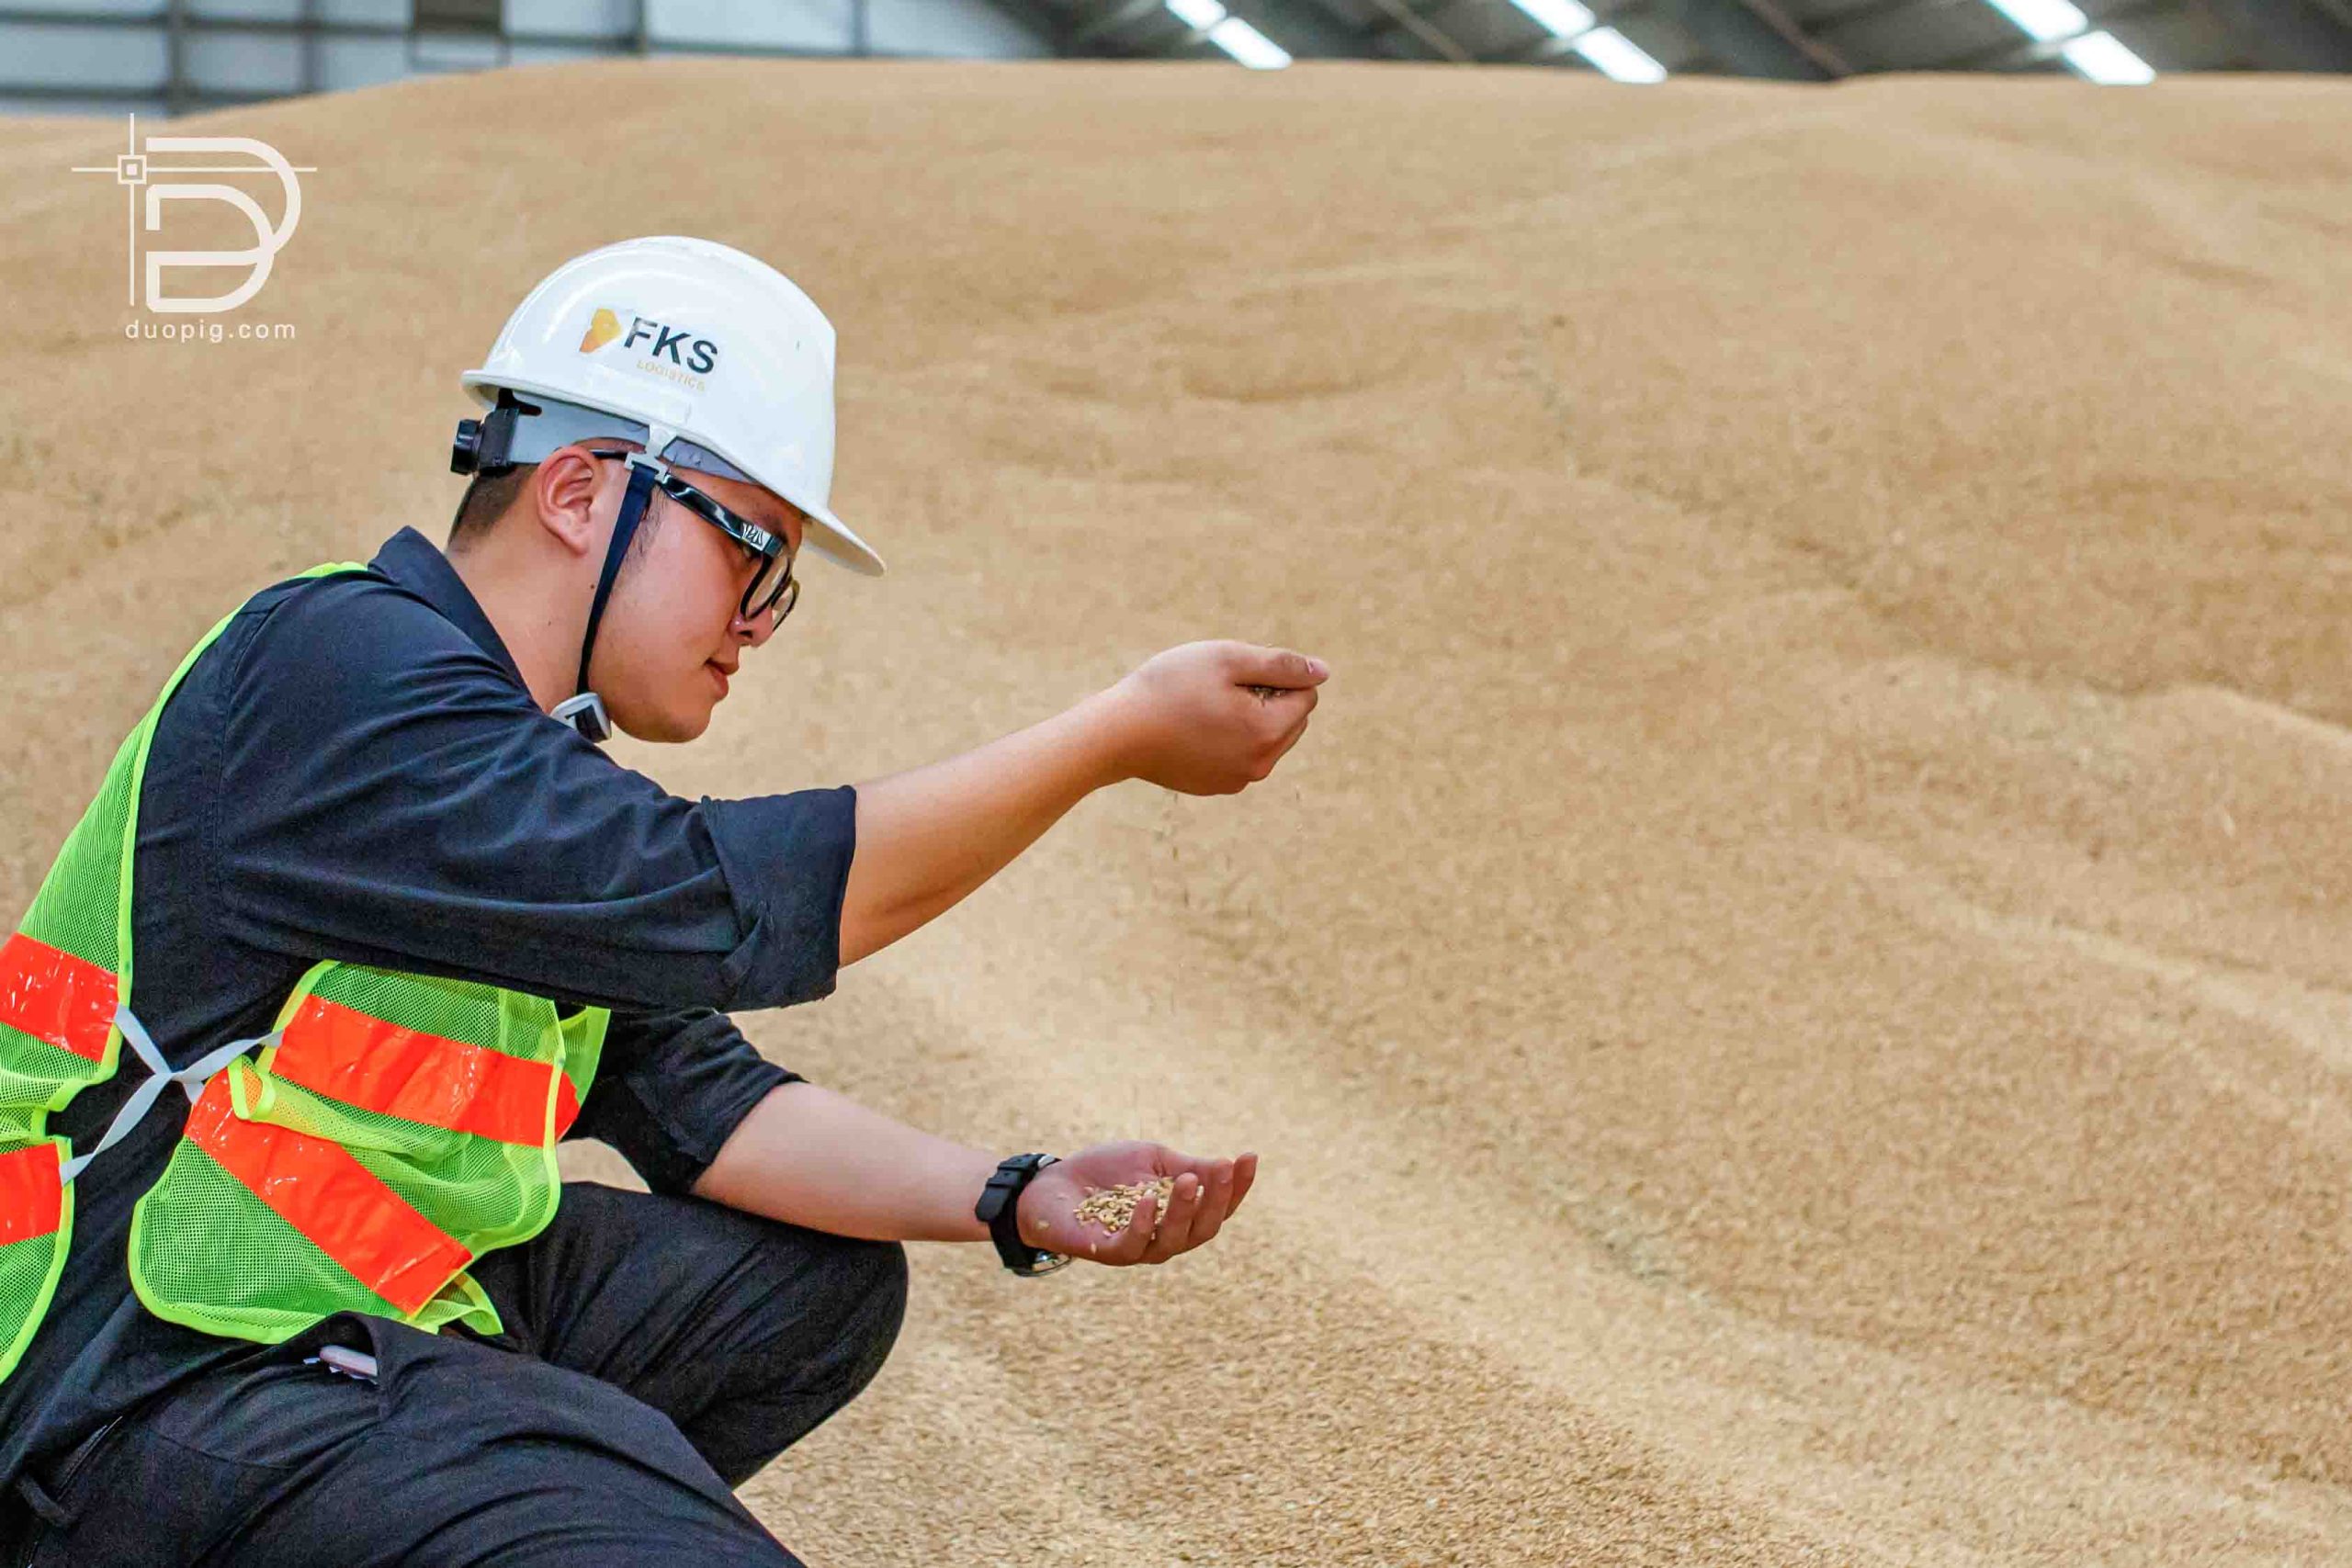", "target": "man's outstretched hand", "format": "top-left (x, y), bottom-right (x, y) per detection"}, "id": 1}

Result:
top-left (1015, 1140), bottom-right (1260, 1268)
top-left (1100, 641), bottom-right (1328, 795)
